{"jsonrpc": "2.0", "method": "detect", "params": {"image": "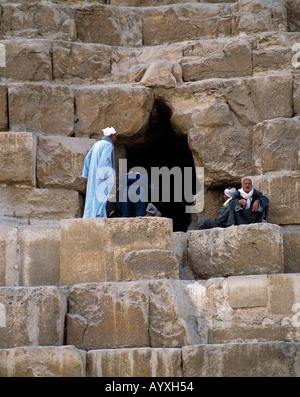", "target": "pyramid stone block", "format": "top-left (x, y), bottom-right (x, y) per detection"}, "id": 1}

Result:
top-left (0, 346), bottom-right (86, 377)
top-left (0, 286), bottom-right (67, 348)
top-left (0, 132), bottom-right (37, 187)
top-left (0, 227), bottom-right (18, 287)
top-left (0, 85), bottom-right (8, 131)
top-left (188, 223), bottom-right (284, 279)
top-left (87, 347), bottom-right (182, 377)
top-left (60, 217), bottom-right (174, 284)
